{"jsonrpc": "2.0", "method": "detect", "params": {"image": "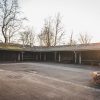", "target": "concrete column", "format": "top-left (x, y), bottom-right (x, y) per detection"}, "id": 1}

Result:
top-left (33, 54), bottom-right (34, 61)
top-left (44, 53), bottom-right (46, 61)
top-left (79, 52), bottom-right (81, 64)
top-left (58, 52), bottom-right (61, 62)
top-left (54, 52), bottom-right (57, 62)
top-left (74, 51), bottom-right (77, 64)
top-left (21, 52), bottom-right (24, 61)
top-left (36, 55), bottom-right (38, 61)
top-left (18, 53), bottom-right (20, 61)
top-left (40, 52), bottom-right (41, 61)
